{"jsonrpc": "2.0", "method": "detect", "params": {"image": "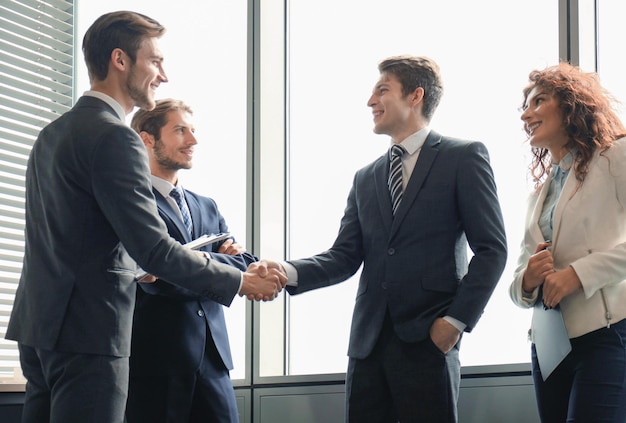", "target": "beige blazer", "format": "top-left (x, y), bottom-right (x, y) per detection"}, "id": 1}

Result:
top-left (510, 136), bottom-right (626, 339)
